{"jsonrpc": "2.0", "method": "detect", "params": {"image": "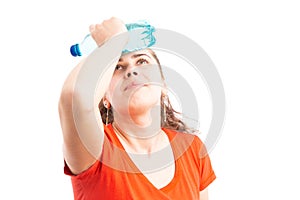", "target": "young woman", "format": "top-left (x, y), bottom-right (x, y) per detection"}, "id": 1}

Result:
top-left (59, 17), bottom-right (216, 200)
